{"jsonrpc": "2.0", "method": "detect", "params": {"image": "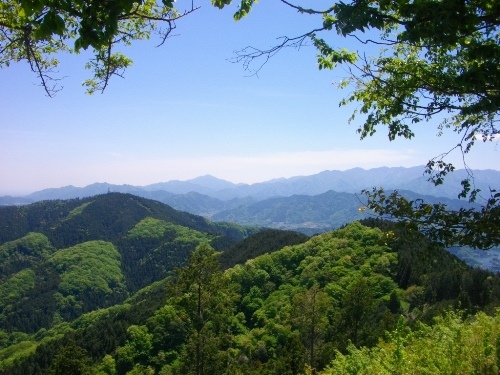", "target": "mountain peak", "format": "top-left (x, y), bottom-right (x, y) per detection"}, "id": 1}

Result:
top-left (186, 175), bottom-right (238, 190)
